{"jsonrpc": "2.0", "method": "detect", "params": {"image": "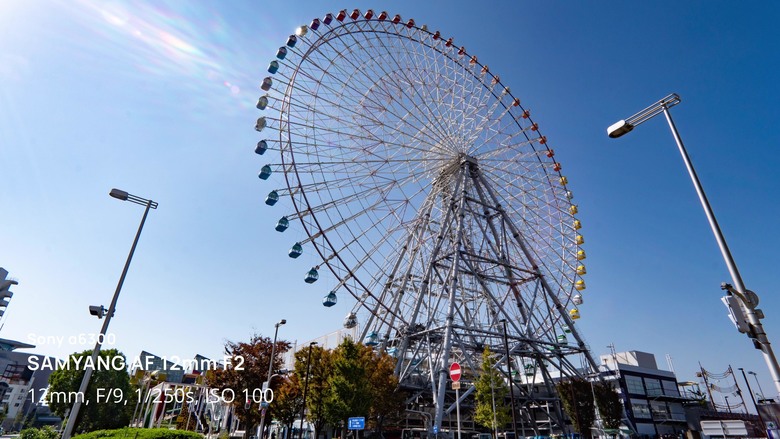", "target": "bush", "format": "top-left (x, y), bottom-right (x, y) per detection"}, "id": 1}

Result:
top-left (73, 427), bottom-right (203, 439)
top-left (20, 426), bottom-right (60, 439)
